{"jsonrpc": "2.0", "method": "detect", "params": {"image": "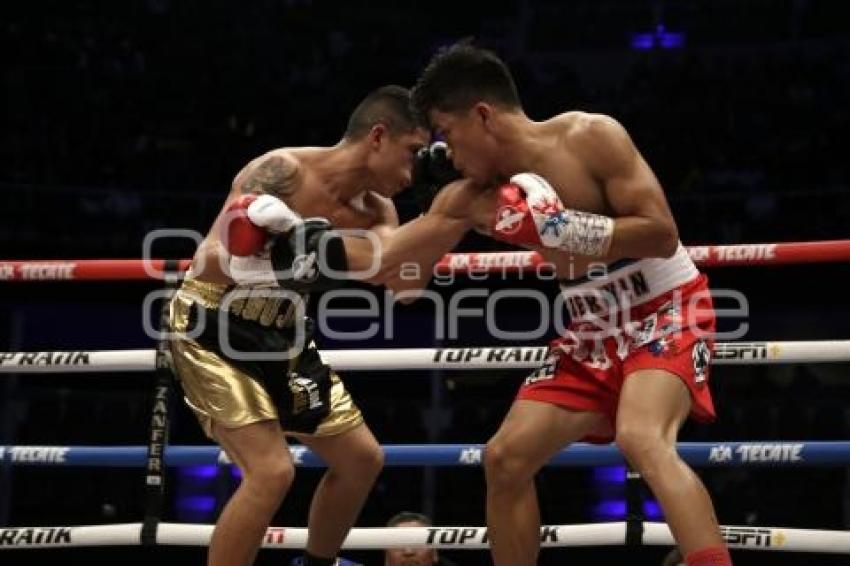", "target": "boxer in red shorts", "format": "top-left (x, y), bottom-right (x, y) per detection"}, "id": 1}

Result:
top-left (522, 269), bottom-right (716, 445)
top-left (391, 41), bottom-right (732, 565)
